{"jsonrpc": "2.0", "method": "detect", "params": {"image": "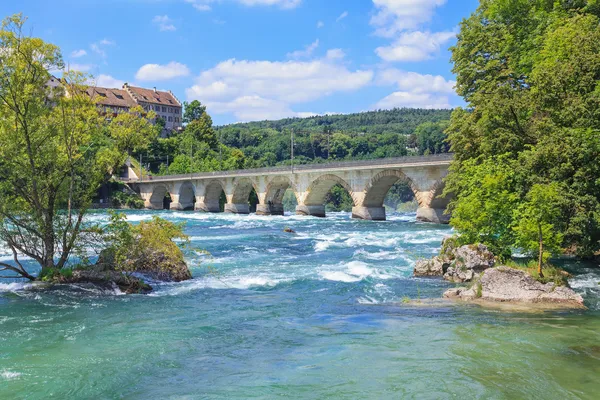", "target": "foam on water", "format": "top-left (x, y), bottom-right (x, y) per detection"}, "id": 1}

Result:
top-left (0, 282), bottom-right (34, 292)
top-left (1, 371), bottom-right (22, 380)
